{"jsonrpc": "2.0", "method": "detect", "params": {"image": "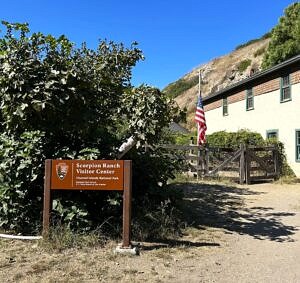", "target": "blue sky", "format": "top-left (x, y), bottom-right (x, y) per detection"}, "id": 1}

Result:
top-left (1, 0), bottom-right (297, 89)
